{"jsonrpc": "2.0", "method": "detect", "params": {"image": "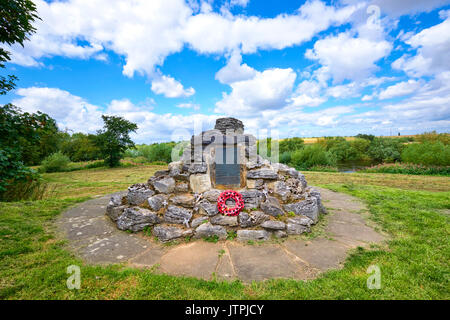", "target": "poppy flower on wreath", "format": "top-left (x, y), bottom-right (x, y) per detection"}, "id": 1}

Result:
top-left (217, 190), bottom-right (245, 216)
